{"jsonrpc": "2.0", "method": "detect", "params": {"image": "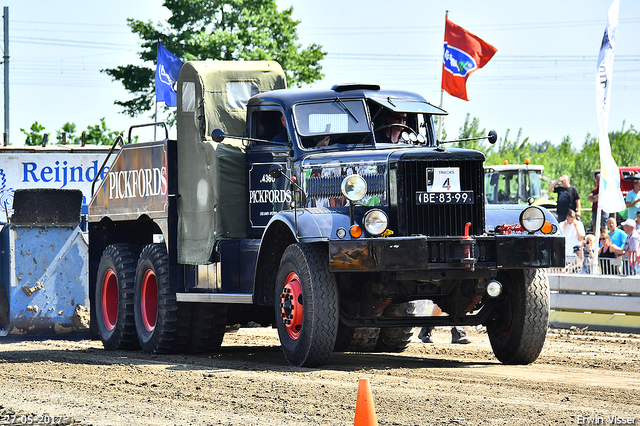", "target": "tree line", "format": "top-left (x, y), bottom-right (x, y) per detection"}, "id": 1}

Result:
top-left (19, 119), bottom-right (123, 146)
